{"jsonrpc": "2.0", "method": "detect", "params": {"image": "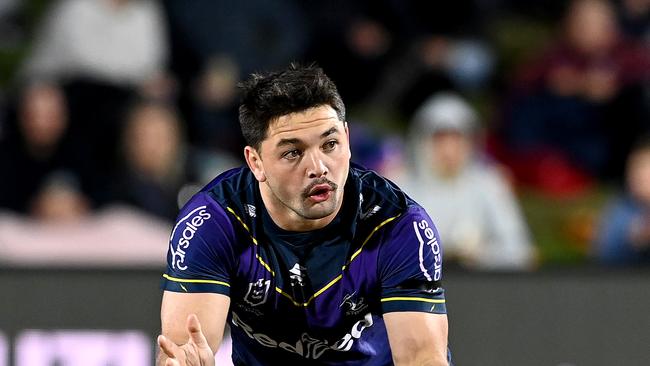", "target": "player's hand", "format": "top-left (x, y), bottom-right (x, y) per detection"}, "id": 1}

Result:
top-left (157, 314), bottom-right (215, 366)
